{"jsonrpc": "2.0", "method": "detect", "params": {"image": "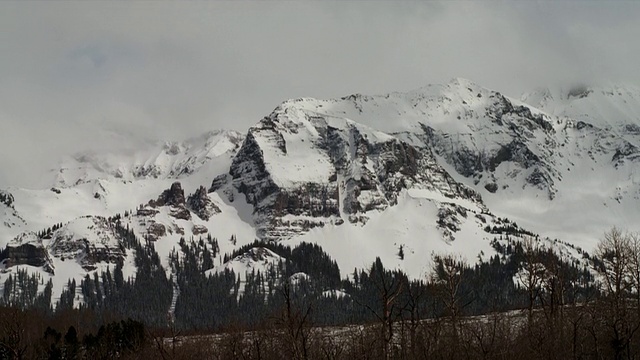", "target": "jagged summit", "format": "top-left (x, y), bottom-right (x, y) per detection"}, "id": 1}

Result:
top-left (223, 95), bottom-right (484, 242)
top-left (263, 79), bottom-right (557, 198)
top-left (153, 182), bottom-right (186, 208)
